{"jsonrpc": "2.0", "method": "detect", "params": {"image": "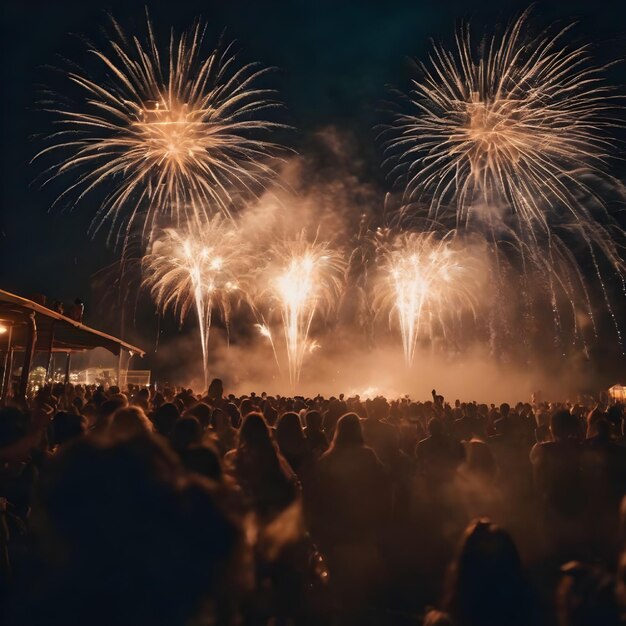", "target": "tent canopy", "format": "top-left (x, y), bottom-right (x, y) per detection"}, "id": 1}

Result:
top-left (0, 289), bottom-right (144, 357)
